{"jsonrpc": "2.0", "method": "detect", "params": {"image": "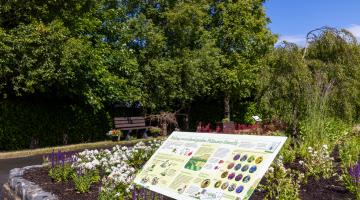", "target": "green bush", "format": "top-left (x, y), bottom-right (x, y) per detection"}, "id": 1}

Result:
top-left (0, 99), bottom-right (111, 150)
top-left (48, 164), bottom-right (75, 182)
top-left (148, 127), bottom-right (161, 136)
top-left (299, 145), bottom-right (334, 180)
top-left (72, 170), bottom-right (100, 193)
top-left (339, 133), bottom-right (360, 198)
top-left (260, 158), bottom-right (302, 200)
top-left (299, 117), bottom-right (349, 151)
top-left (279, 137), bottom-right (296, 165)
